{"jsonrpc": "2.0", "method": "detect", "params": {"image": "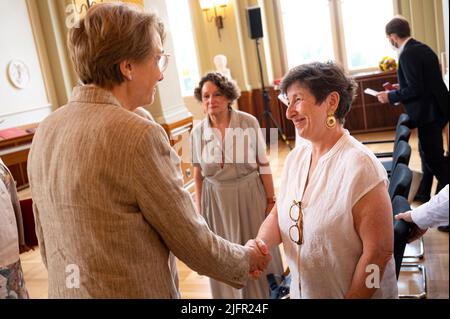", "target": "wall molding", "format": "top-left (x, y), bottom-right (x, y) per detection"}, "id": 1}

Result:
top-left (0, 104), bottom-right (52, 129)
